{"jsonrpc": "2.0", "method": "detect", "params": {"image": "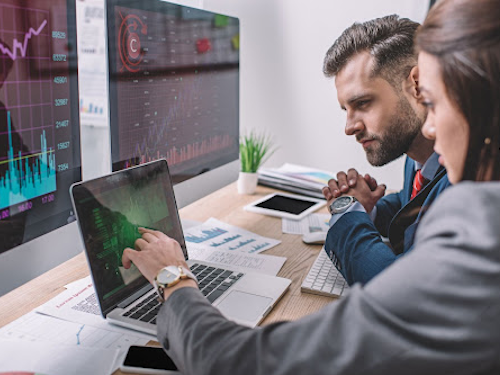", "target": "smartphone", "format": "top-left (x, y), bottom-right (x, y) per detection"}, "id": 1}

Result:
top-left (120, 345), bottom-right (179, 374)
